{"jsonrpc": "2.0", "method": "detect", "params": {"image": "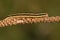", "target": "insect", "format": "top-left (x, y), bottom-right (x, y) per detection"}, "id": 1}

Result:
top-left (0, 13), bottom-right (60, 27)
top-left (8, 13), bottom-right (48, 17)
